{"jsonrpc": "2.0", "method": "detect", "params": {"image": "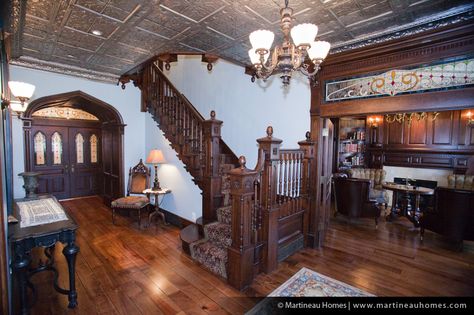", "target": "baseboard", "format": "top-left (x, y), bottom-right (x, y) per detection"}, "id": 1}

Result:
top-left (160, 207), bottom-right (194, 228)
